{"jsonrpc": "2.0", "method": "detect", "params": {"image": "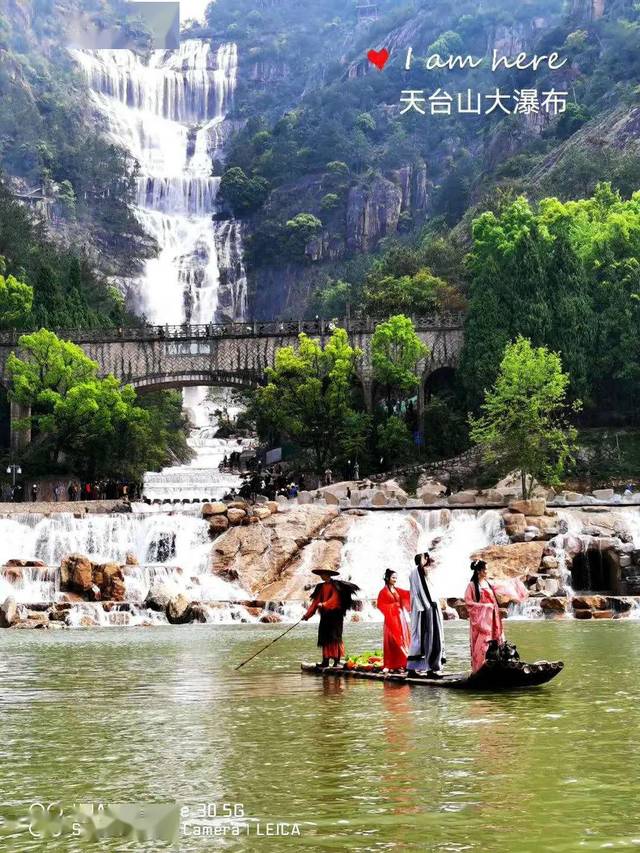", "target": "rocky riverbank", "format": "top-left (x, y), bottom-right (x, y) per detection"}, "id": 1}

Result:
top-left (1, 487), bottom-right (640, 628)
